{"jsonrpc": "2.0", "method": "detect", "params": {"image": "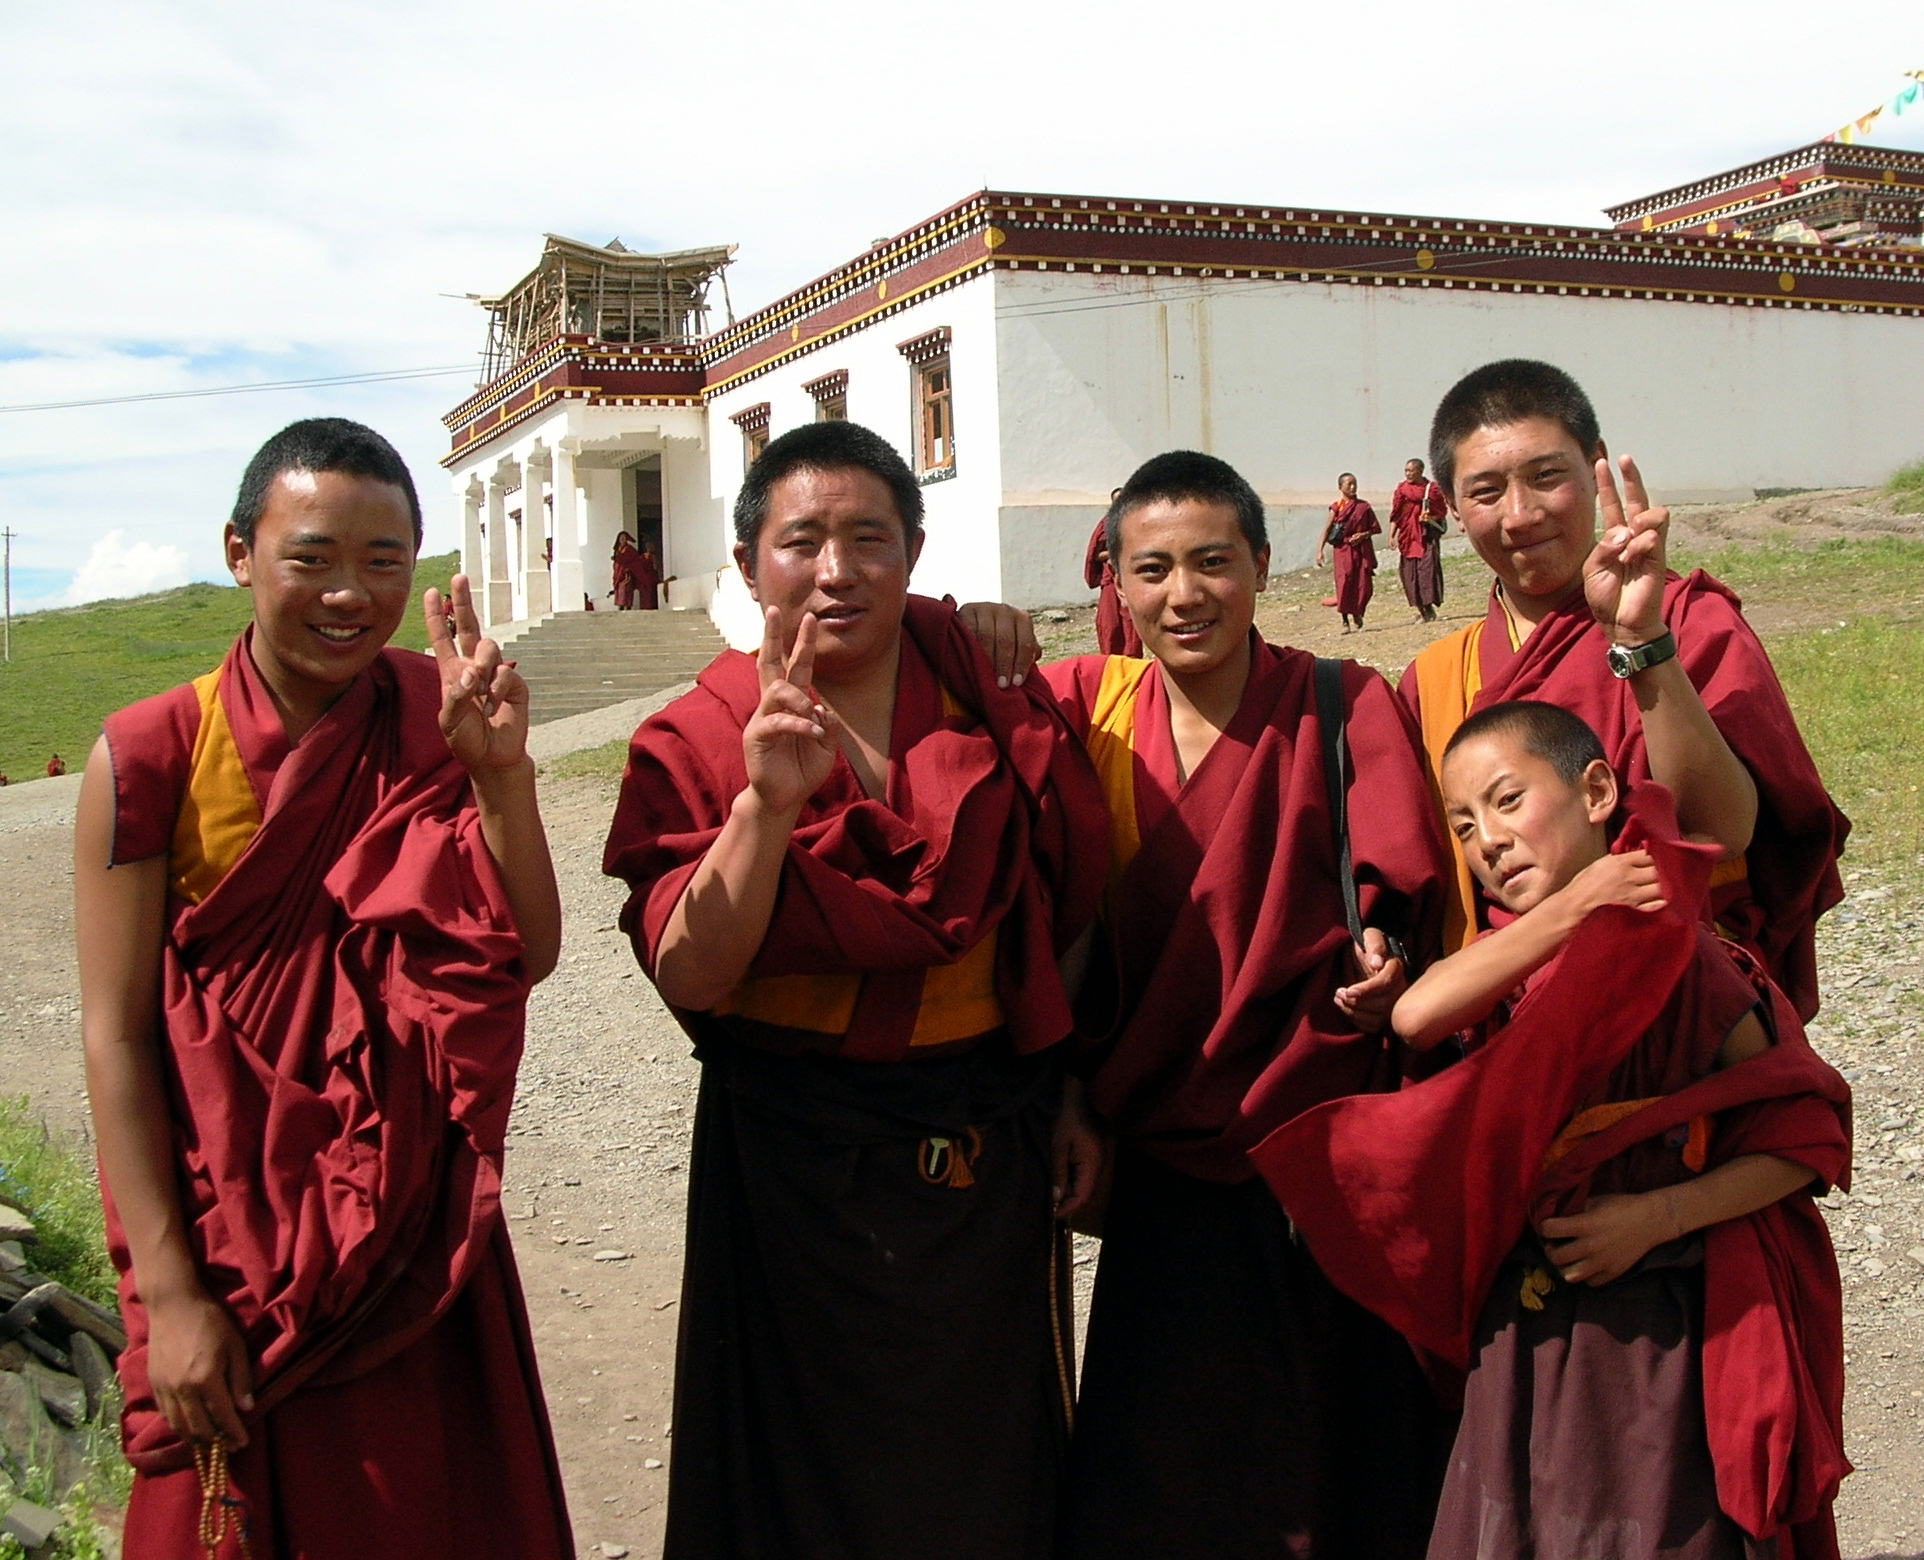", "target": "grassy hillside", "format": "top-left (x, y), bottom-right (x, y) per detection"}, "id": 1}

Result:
top-left (0, 553), bottom-right (456, 783)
